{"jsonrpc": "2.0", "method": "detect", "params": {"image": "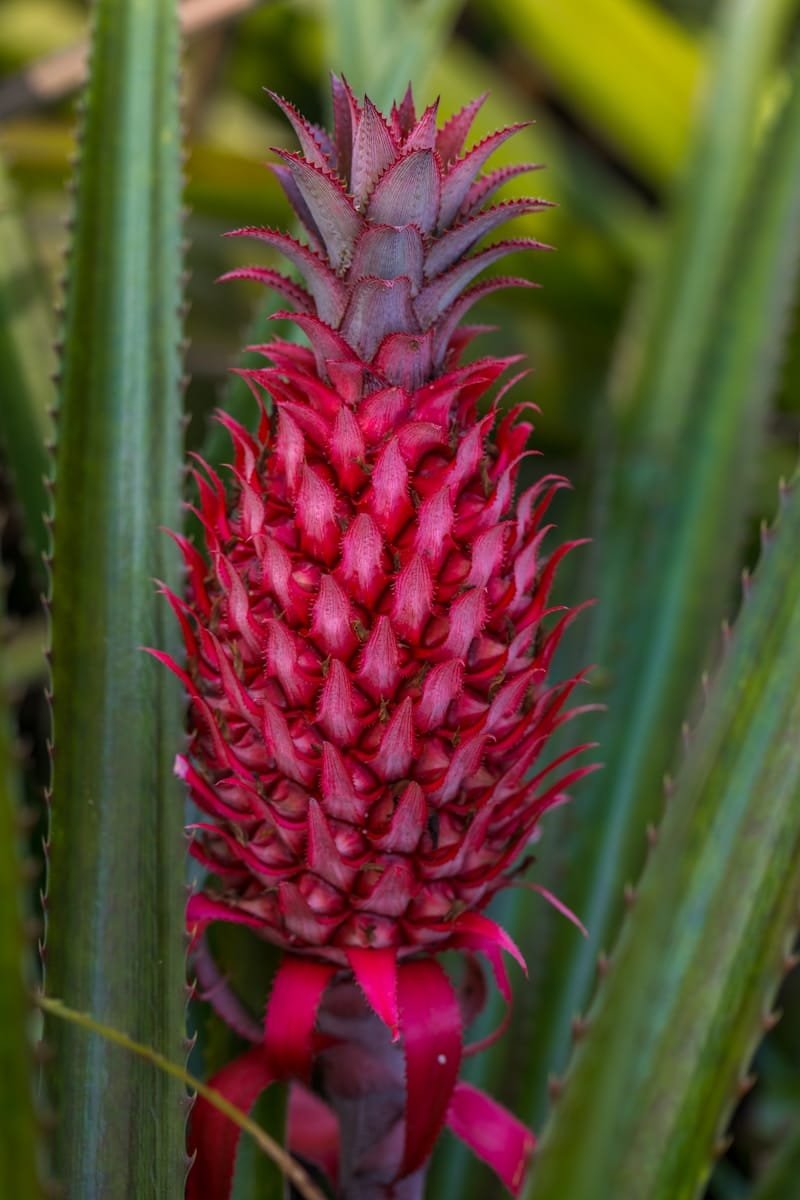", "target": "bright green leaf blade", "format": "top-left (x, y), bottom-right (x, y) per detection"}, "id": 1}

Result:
top-left (0, 151), bottom-right (54, 578)
top-left (482, 0), bottom-right (701, 188)
top-left (525, 474), bottom-right (800, 1200)
top-left (512, 0), bottom-right (800, 1126)
top-left (0, 657), bottom-right (45, 1199)
top-left (44, 1), bottom-right (187, 1195)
